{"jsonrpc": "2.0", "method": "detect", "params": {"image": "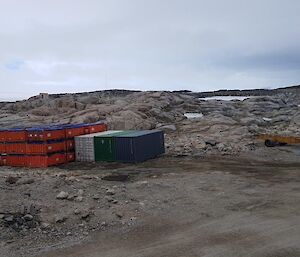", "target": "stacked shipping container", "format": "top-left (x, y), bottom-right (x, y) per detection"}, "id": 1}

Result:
top-left (0, 122), bottom-right (107, 167)
top-left (75, 130), bottom-right (165, 163)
